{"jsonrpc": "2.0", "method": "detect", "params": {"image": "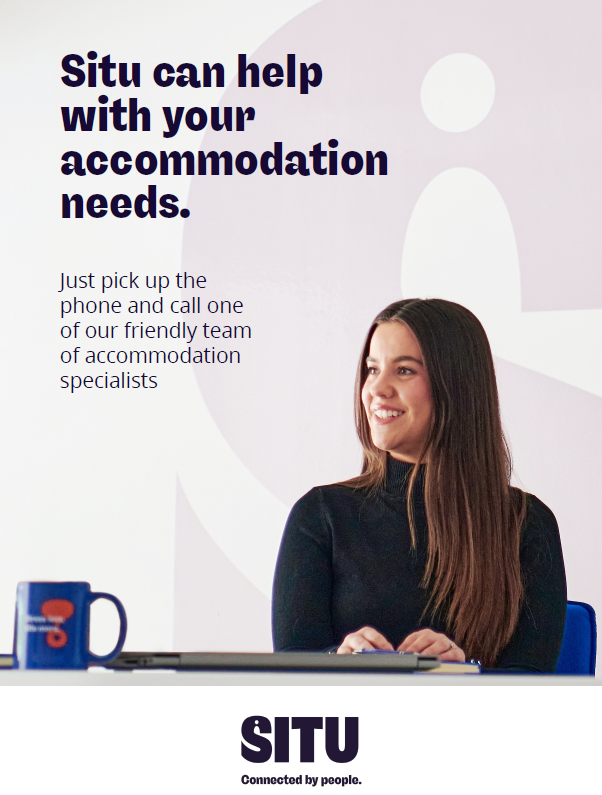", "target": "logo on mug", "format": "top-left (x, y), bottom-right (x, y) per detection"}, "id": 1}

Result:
top-left (41, 599), bottom-right (75, 648)
top-left (24, 599), bottom-right (75, 648)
